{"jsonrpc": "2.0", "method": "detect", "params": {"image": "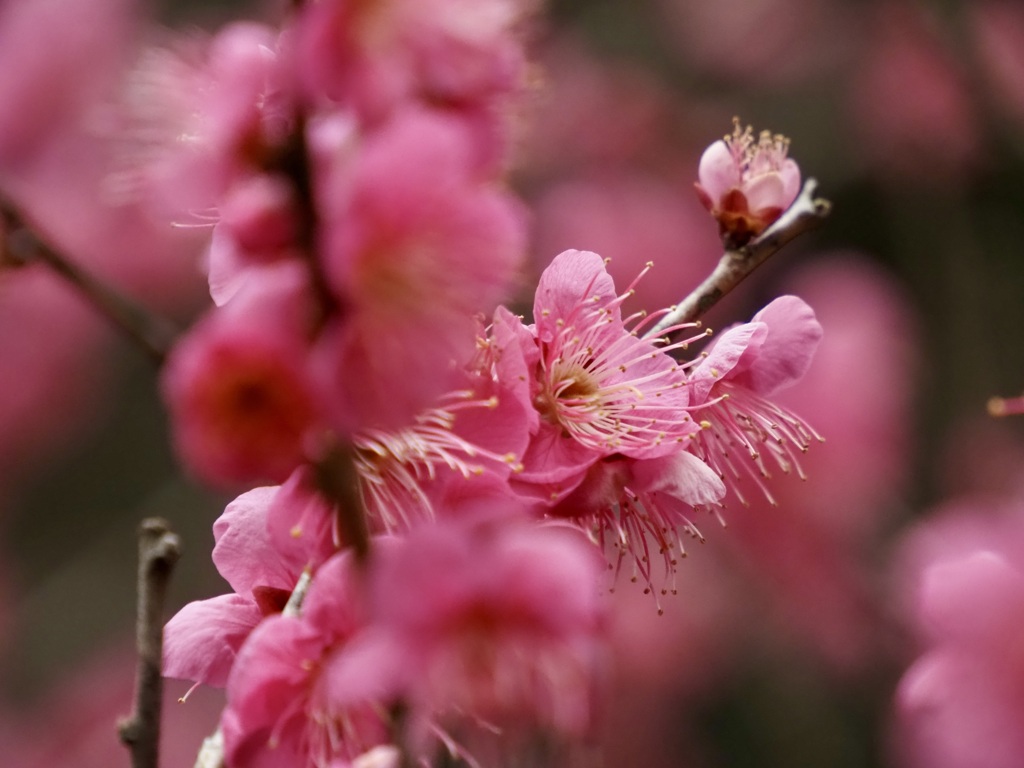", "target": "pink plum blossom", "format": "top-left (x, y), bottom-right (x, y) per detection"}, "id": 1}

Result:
top-left (315, 108), bottom-right (526, 431)
top-left (295, 0), bottom-right (530, 127)
top-left (849, 4), bottom-right (980, 184)
top-left (164, 482), bottom-right (336, 689)
top-left (893, 497), bottom-right (1024, 768)
top-left (524, 249), bottom-right (699, 463)
top-left (221, 550), bottom-right (389, 767)
top-left (688, 295), bottom-right (823, 507)
top-left (694, 119), bottom-right (801, 246)
top-left (0, 0), bottom-right (133, 169)
top-left (119, 22), bottom-right (295, 217)
top-left (494, 250), bottom-right (726, 592)
top-left (333, 517), bottom-right (606, 746)
top-left (161, 263), bottom-right (321, 487)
